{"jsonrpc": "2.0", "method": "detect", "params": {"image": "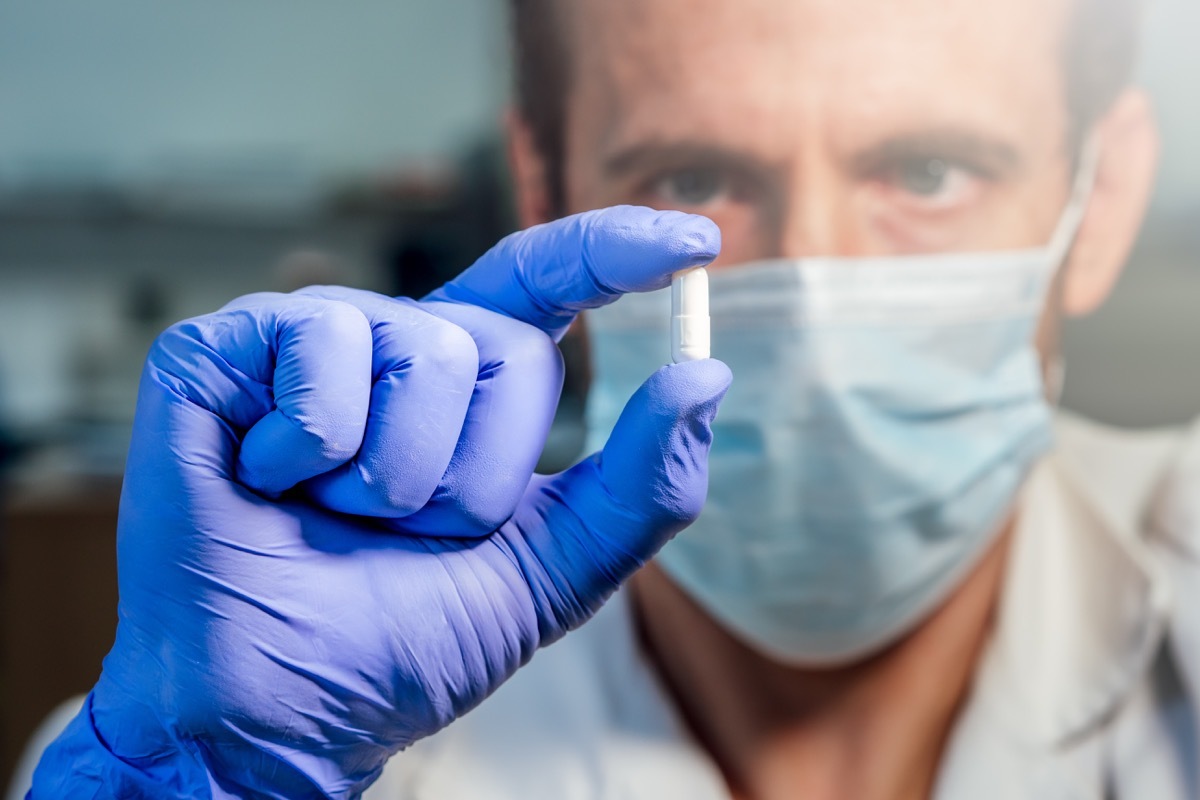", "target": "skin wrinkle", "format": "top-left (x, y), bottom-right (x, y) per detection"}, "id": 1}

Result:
top-left (532, 462), bottom-right (662, 630)
top-left (176, 563), bottom-right (290, 623)
top-left (576, 213), bottom-right (623, 300)
top-left (512, 236), bottom-right (581, 326)
top-left (513, 489), bottom-right (591, 634)
top-left (152, 338), bottom-right (273, 424)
